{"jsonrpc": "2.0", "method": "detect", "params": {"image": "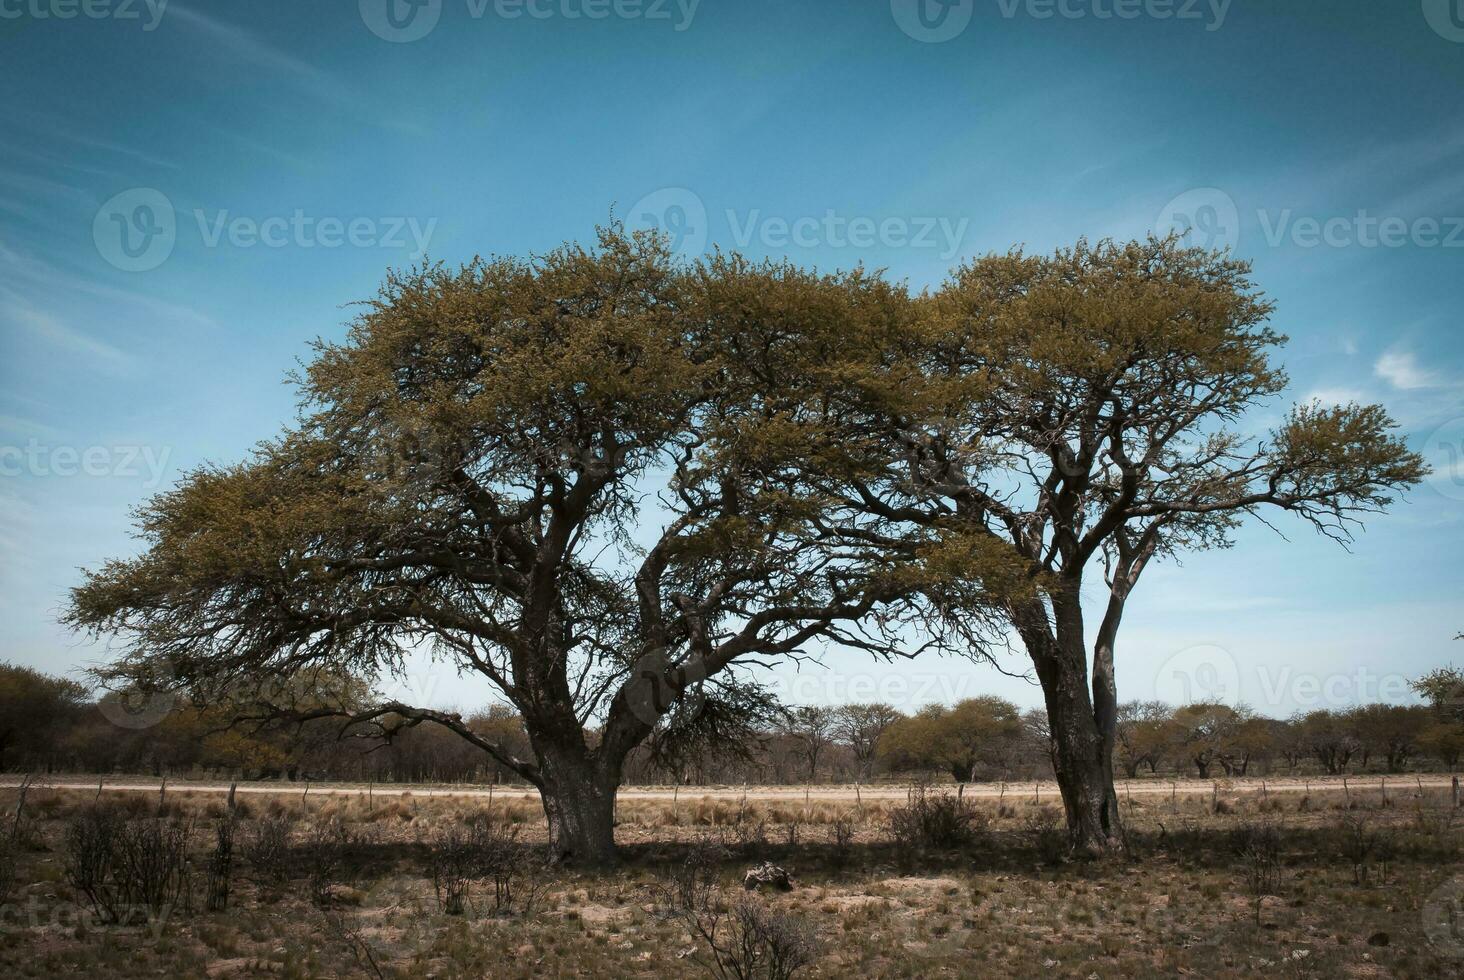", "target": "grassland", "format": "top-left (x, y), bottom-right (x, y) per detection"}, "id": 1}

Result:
top-left (1, 778), bottom-right (1461, 978)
